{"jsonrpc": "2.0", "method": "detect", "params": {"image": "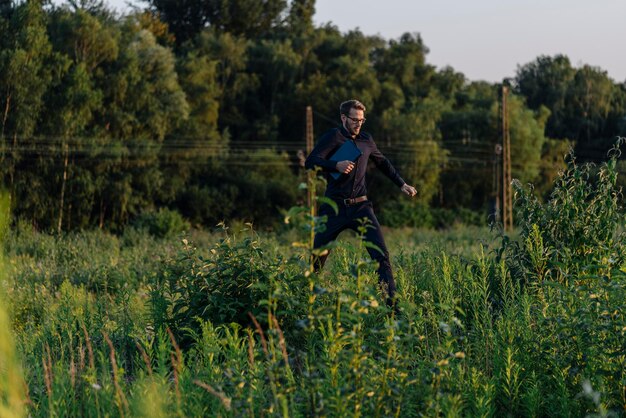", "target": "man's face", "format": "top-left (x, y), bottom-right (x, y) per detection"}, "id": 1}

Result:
top-left (341, 109), bottom-right (365, 137)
